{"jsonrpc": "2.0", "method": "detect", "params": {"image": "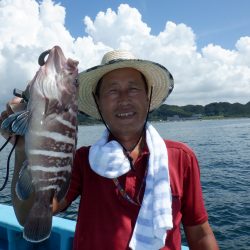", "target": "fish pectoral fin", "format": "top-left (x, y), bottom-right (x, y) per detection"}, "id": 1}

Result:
top-left (1, 111), bottom-right (23, 133)
top-left (23, 201), bottom-right (52, 243)
top-left (11, 110), bottom-right (30, 135)
top-left (15, 161), bottom-right (33, 200)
